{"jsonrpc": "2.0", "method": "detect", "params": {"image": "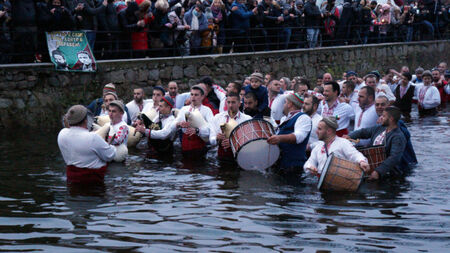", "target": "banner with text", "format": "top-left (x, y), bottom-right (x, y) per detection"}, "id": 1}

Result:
top-left (46, 31), bottom-right (96, 72)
